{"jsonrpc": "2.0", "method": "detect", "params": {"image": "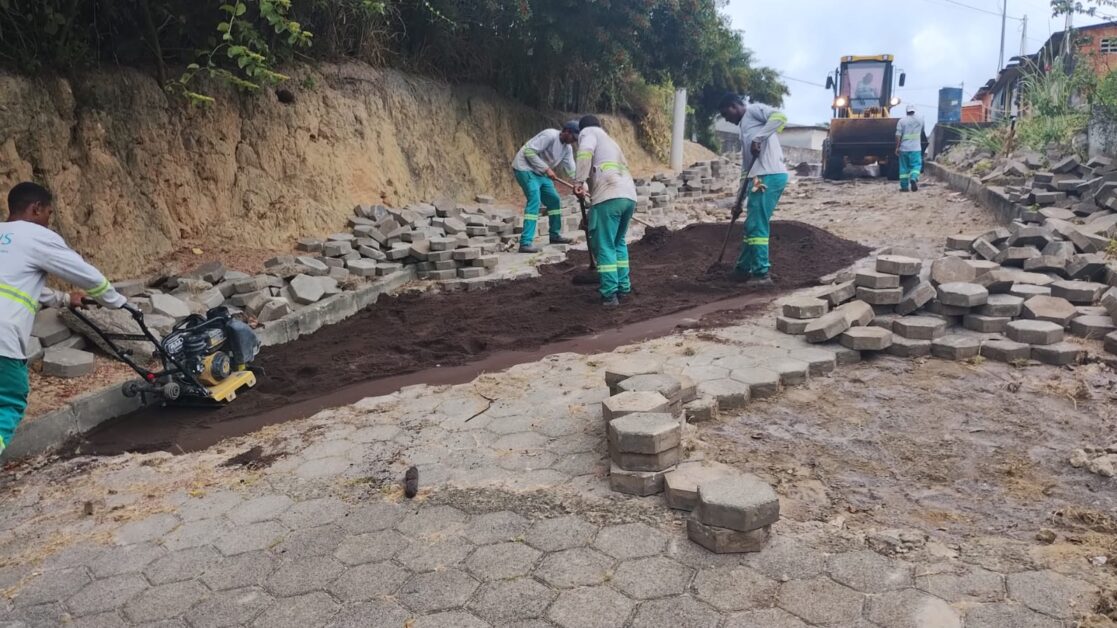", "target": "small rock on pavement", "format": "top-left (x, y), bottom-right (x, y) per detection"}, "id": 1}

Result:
top-left (696, 474), bottom-right (780, 532)
top-left (1006, 319), bottom-right (1065, 345)
top-left (150, 293), bottom-right (191, 320)
top-left (607, 412), bottom-right (680, 454)
top-left (1023, 295), bottom-right (1077, 327)
top-left (609, 464), bottom-right (668, 497)
top-left (876, 255), bottom-right (922, 276)
top-left (937, 282), bottom-right (989, 307)
top-left (781, 296), bottom-right (828, 319)
top-left (839, 326), bottom-right (893, 351)
top-left (664, 461), bottom-right (737, 511)
top-left (42, 347), bottom-right (95, 378)
top-left (687, 519), bottom-right (770, 554)
top-left (931, 335), bottom-right (981, 360)
top-left (1031, 341), bottom-right (1084, 366)
top-left (931, 257), bottom-right (976, 285)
